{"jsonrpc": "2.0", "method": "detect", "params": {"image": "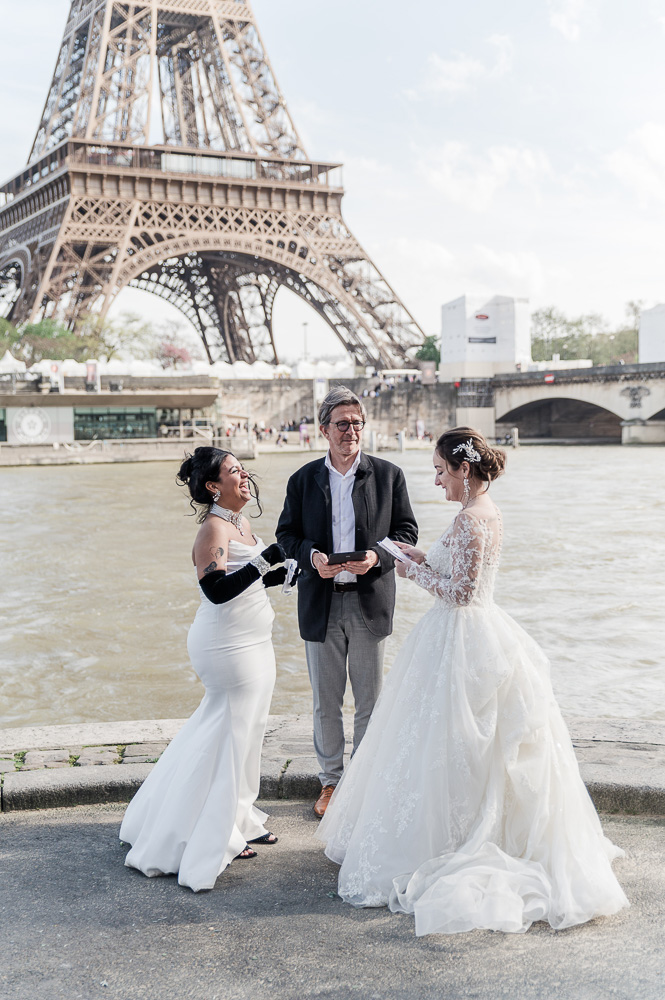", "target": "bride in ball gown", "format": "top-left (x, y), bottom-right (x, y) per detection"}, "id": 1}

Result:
top-left (317, 427), bottom-right (629, 935)
top-left (120, 447), bottom-right (287, 892)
